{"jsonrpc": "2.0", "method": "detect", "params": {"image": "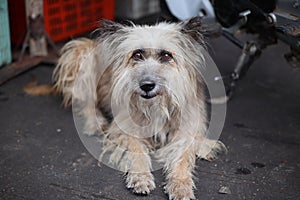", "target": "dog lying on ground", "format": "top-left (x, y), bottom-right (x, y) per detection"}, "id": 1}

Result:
top-left (26, 17), bottom-right (226, 200)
